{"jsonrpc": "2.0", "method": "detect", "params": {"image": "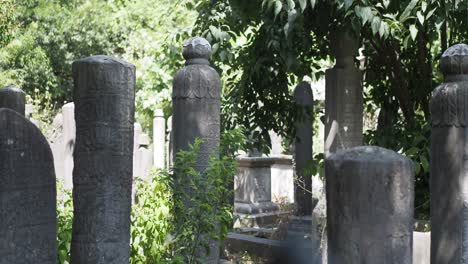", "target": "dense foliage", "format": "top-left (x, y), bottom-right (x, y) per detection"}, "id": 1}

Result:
top-left (193, 0), bottom-right (468, 218)
top-left (0, 0), bottom-right (197, 129)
